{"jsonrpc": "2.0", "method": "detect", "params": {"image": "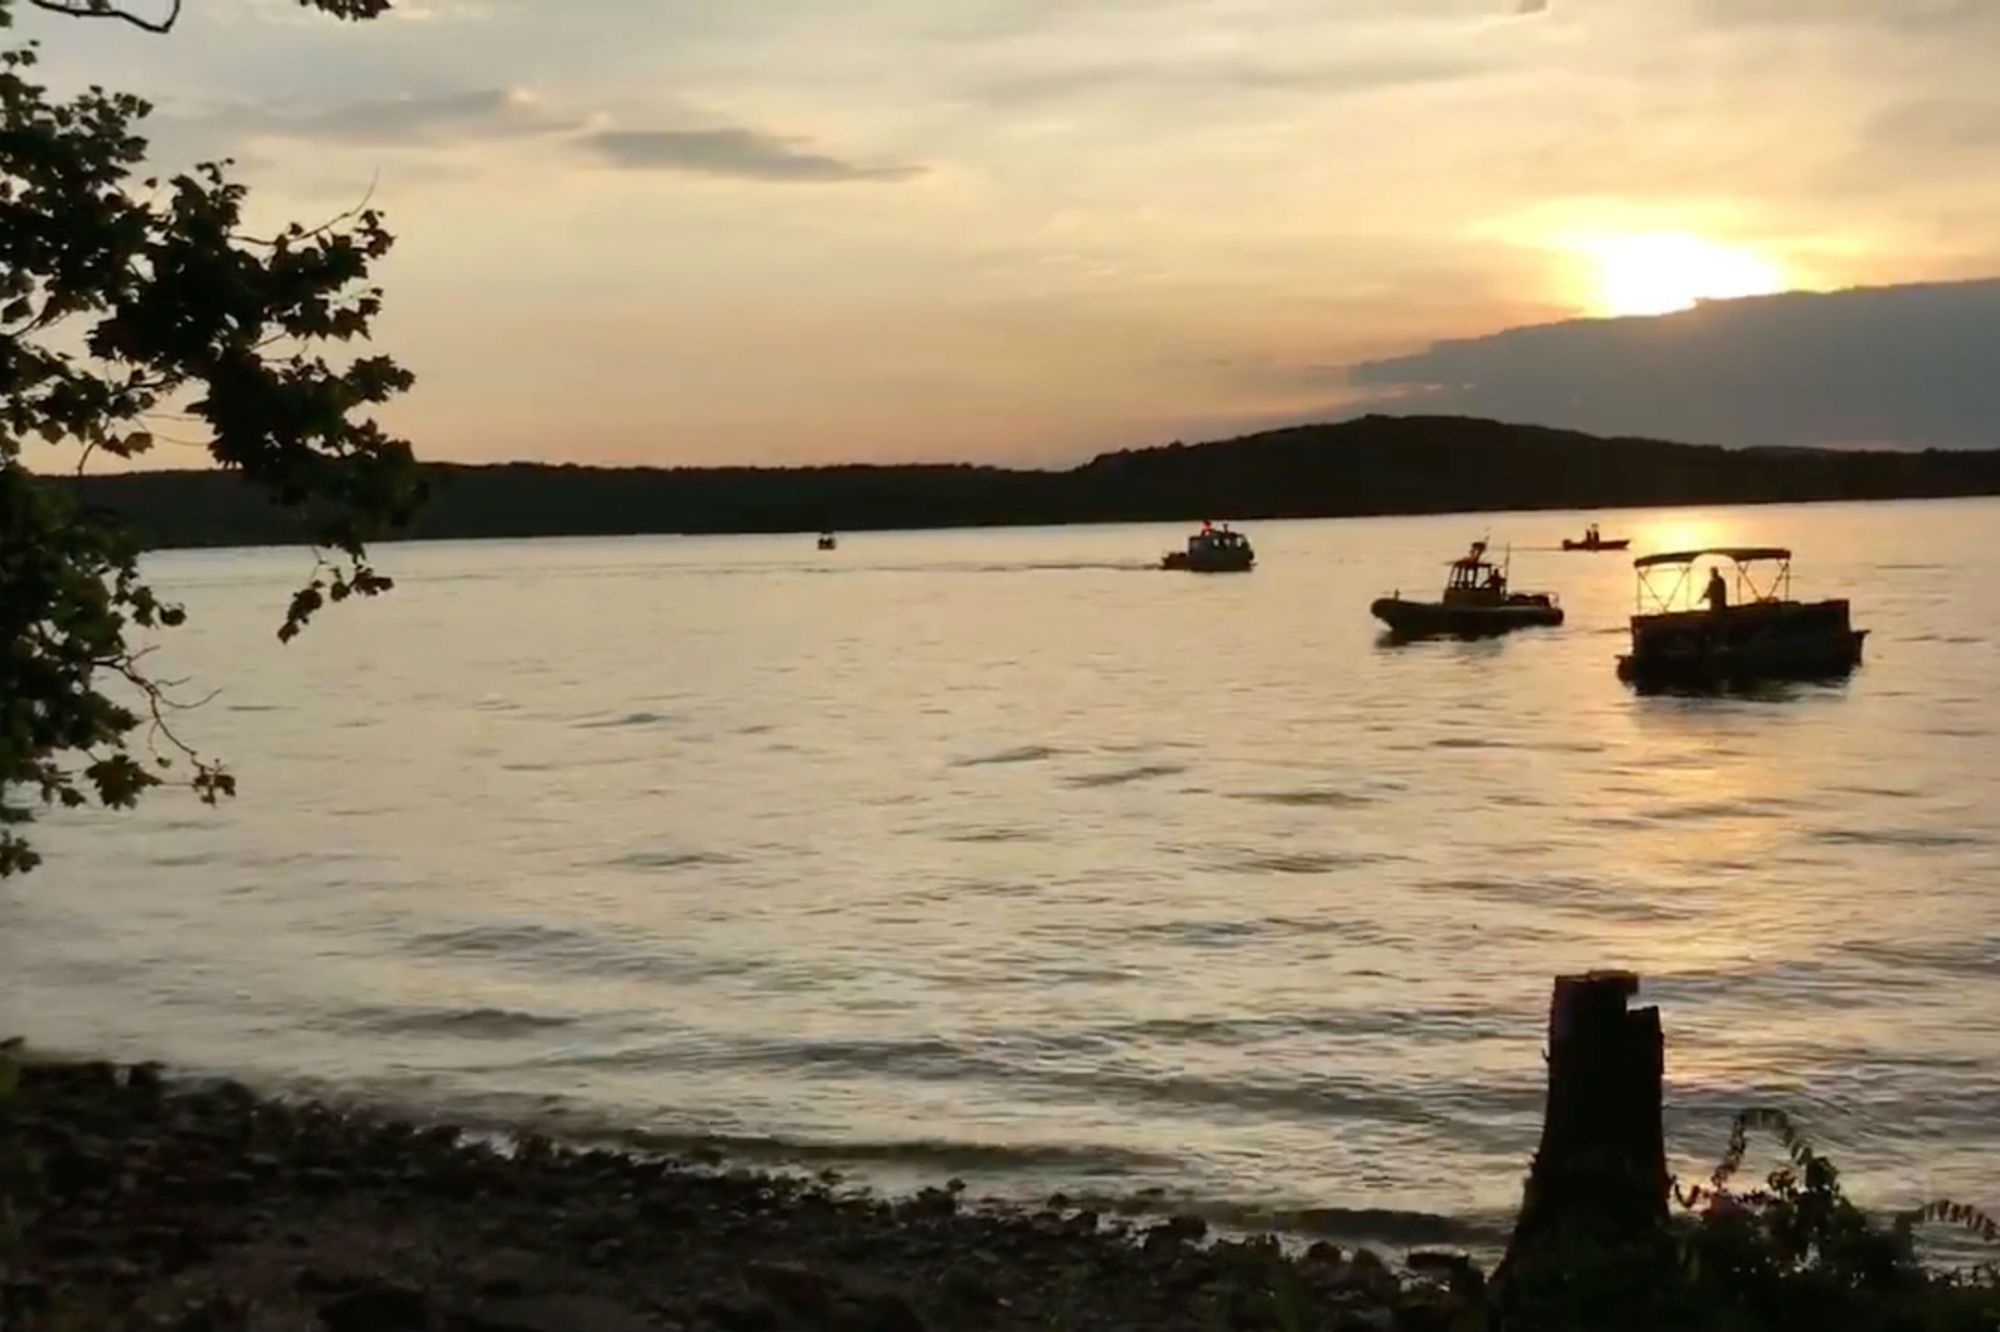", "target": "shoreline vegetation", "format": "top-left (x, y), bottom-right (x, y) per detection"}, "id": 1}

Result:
top-left (52, 414), bottom-right (2000, 552)
top-left (7, 976), bottom-right (2000, 1332)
